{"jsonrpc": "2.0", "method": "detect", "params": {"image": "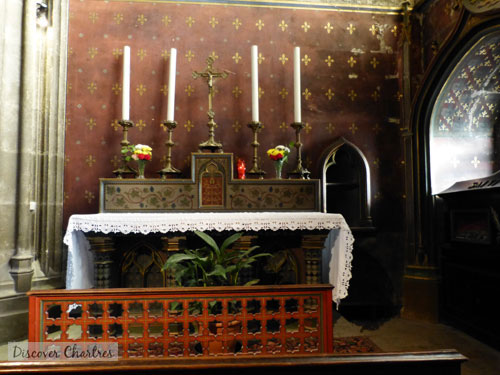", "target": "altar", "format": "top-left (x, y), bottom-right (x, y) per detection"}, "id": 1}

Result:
top-left (64, 211), bottom-right (353, 306)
